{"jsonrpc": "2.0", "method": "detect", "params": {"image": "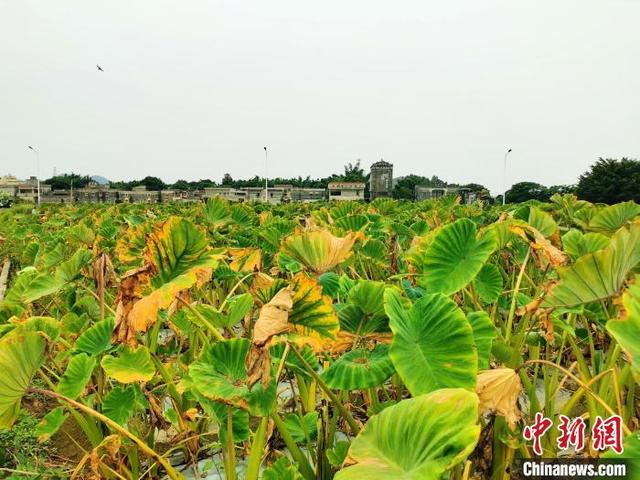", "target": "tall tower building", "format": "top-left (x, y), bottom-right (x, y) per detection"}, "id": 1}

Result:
top-left (369, 159), bottom-right (393, 200)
